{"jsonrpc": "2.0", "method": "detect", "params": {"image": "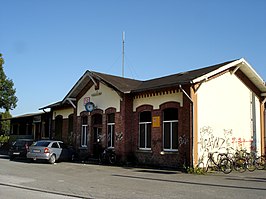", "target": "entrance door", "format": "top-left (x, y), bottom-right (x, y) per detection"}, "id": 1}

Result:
top-left (93, 127), bottom-right (102, 158)
top-left (92, 113), bottom-right (103, 158)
